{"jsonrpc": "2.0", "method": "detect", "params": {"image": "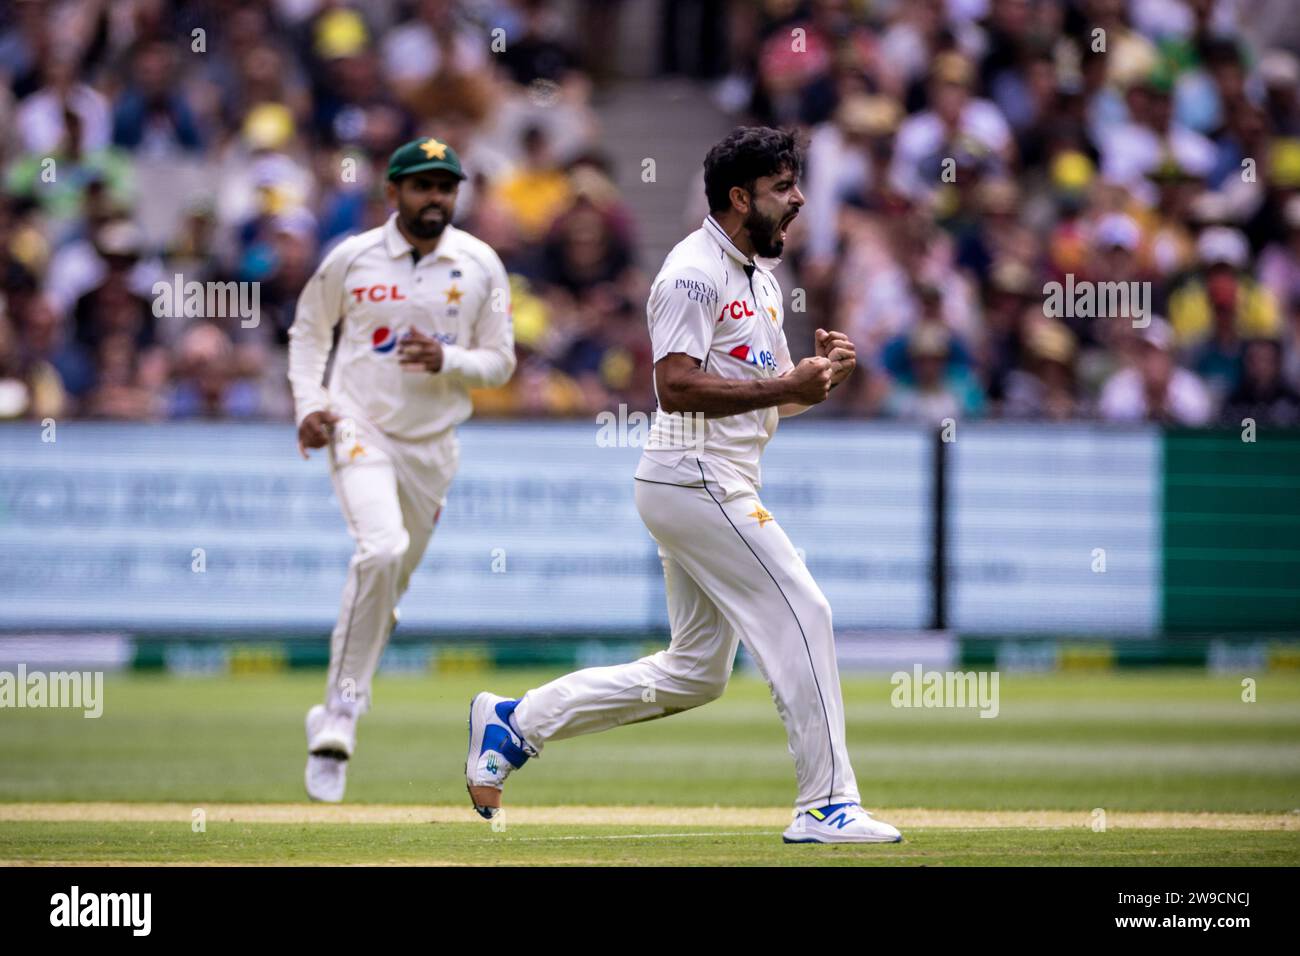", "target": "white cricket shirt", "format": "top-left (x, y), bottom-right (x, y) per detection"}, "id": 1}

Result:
top-left (636, 215), bottom-right (794, 490)
top-left (288, 214), bottom-right (515, 443)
